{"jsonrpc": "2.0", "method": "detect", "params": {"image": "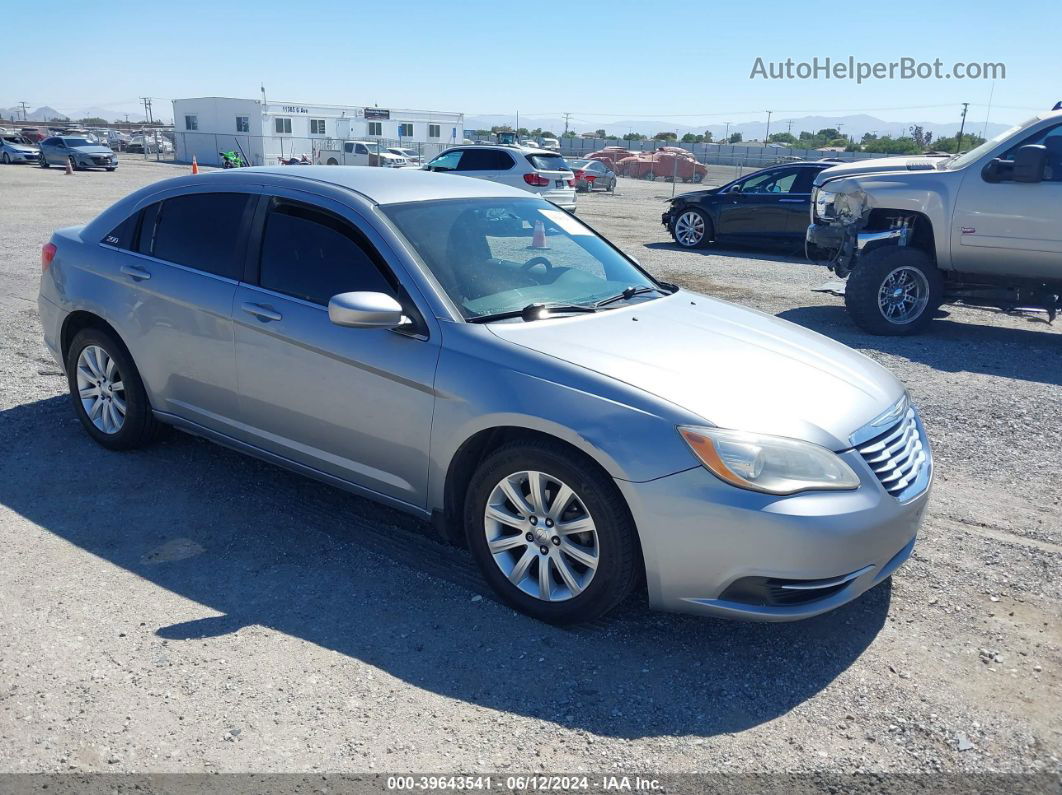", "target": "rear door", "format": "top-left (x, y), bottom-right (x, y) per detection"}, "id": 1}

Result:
top-left (231, 194), bottom-right (440, 508)
top-left (454, 148), bottom-right (516, 187)
top-left (106, 190), bottom-right (253, 433)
